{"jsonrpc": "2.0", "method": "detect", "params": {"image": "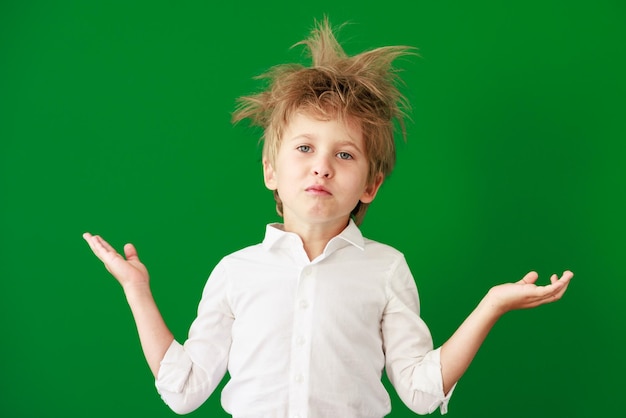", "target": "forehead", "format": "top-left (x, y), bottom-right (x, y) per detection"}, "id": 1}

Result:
top-left (282, 111), bottom-right (363, 143)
